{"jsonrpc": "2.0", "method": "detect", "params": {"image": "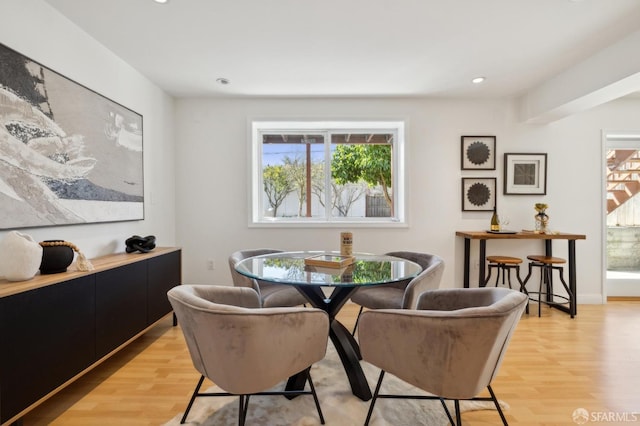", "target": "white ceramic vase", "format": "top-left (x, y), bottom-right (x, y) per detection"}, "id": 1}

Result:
top-left (0, 231), bottom-right (43, 281)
